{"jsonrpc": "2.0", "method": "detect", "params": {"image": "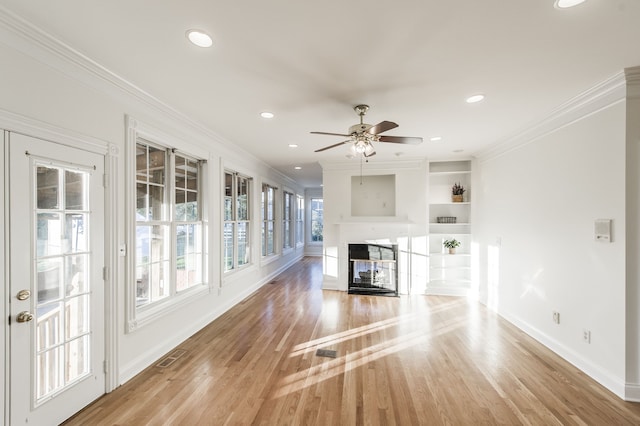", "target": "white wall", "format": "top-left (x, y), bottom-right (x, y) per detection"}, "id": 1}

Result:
top-left (0, 13), bottom-right (305, 411)
top-left (474, 98), bottom-right (629, 396)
